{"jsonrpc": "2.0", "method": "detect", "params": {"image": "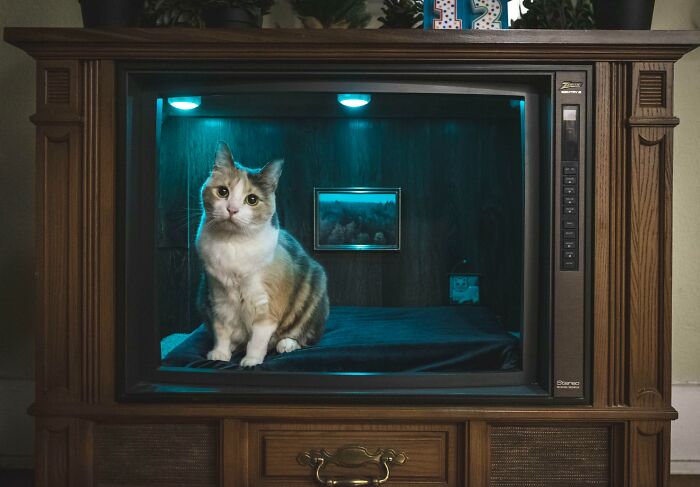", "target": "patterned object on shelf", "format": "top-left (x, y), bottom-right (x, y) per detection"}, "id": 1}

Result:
top-left (424, 0), bottom-right (507, 30)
